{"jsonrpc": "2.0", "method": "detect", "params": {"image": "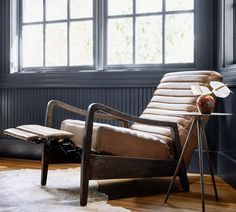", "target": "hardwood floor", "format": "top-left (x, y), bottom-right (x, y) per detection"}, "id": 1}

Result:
top-left (1, 157), bottom-right (236, 211)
